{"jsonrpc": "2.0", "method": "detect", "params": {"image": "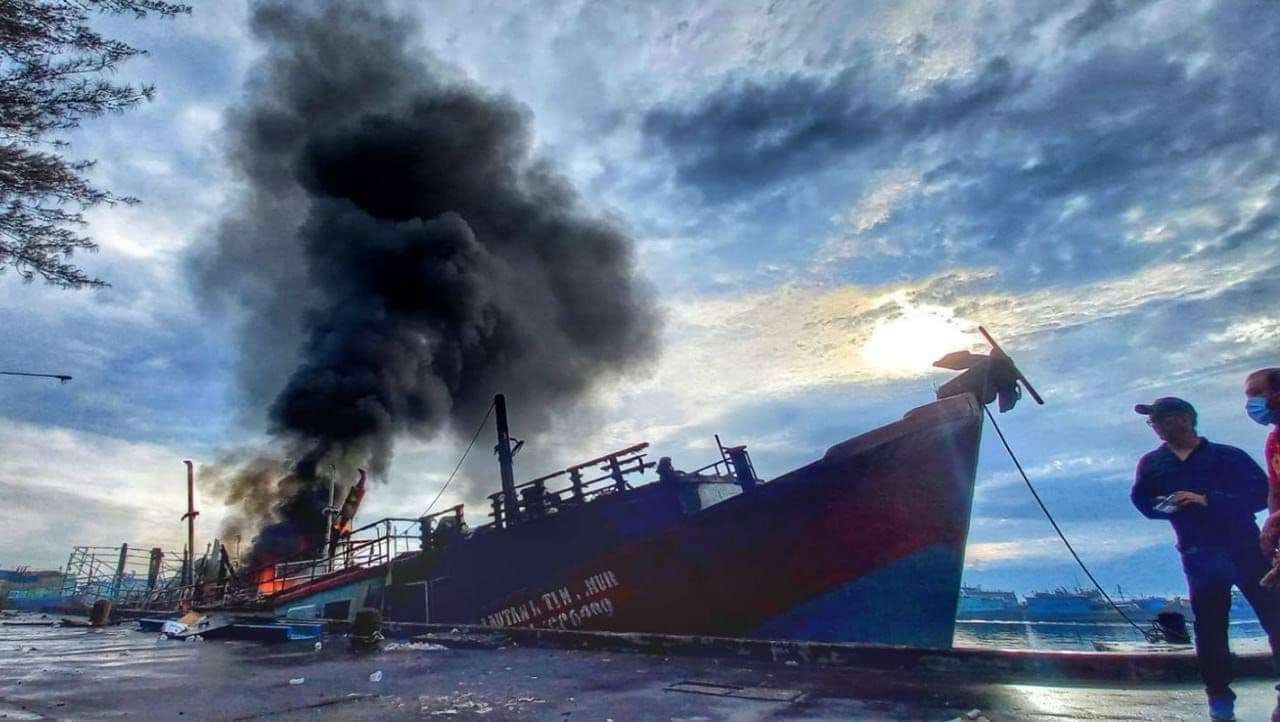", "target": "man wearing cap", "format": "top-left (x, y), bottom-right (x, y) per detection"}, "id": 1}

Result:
top-left (1131, 396), bottom-right (1279, 720)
